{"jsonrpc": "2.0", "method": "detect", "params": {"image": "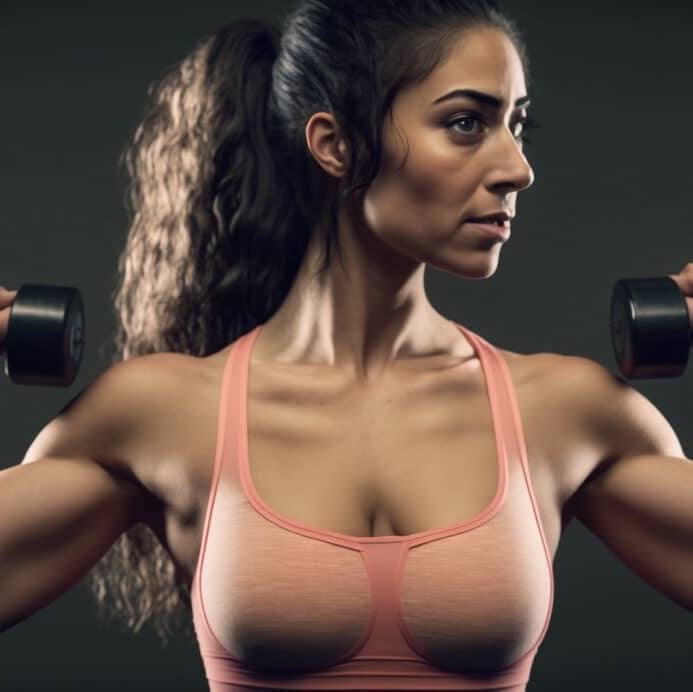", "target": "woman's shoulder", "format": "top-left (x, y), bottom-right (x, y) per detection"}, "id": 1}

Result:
top-left (496, 343), bottom-right (612, 380)
top-left (494, 344), bottom-right (604, 385)
top-left (96, 352), bottom-right (219, 520)
top-left (493, 345), bottom-right (622, 430)
top-left (122, 349), bottom-right (222, 390)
